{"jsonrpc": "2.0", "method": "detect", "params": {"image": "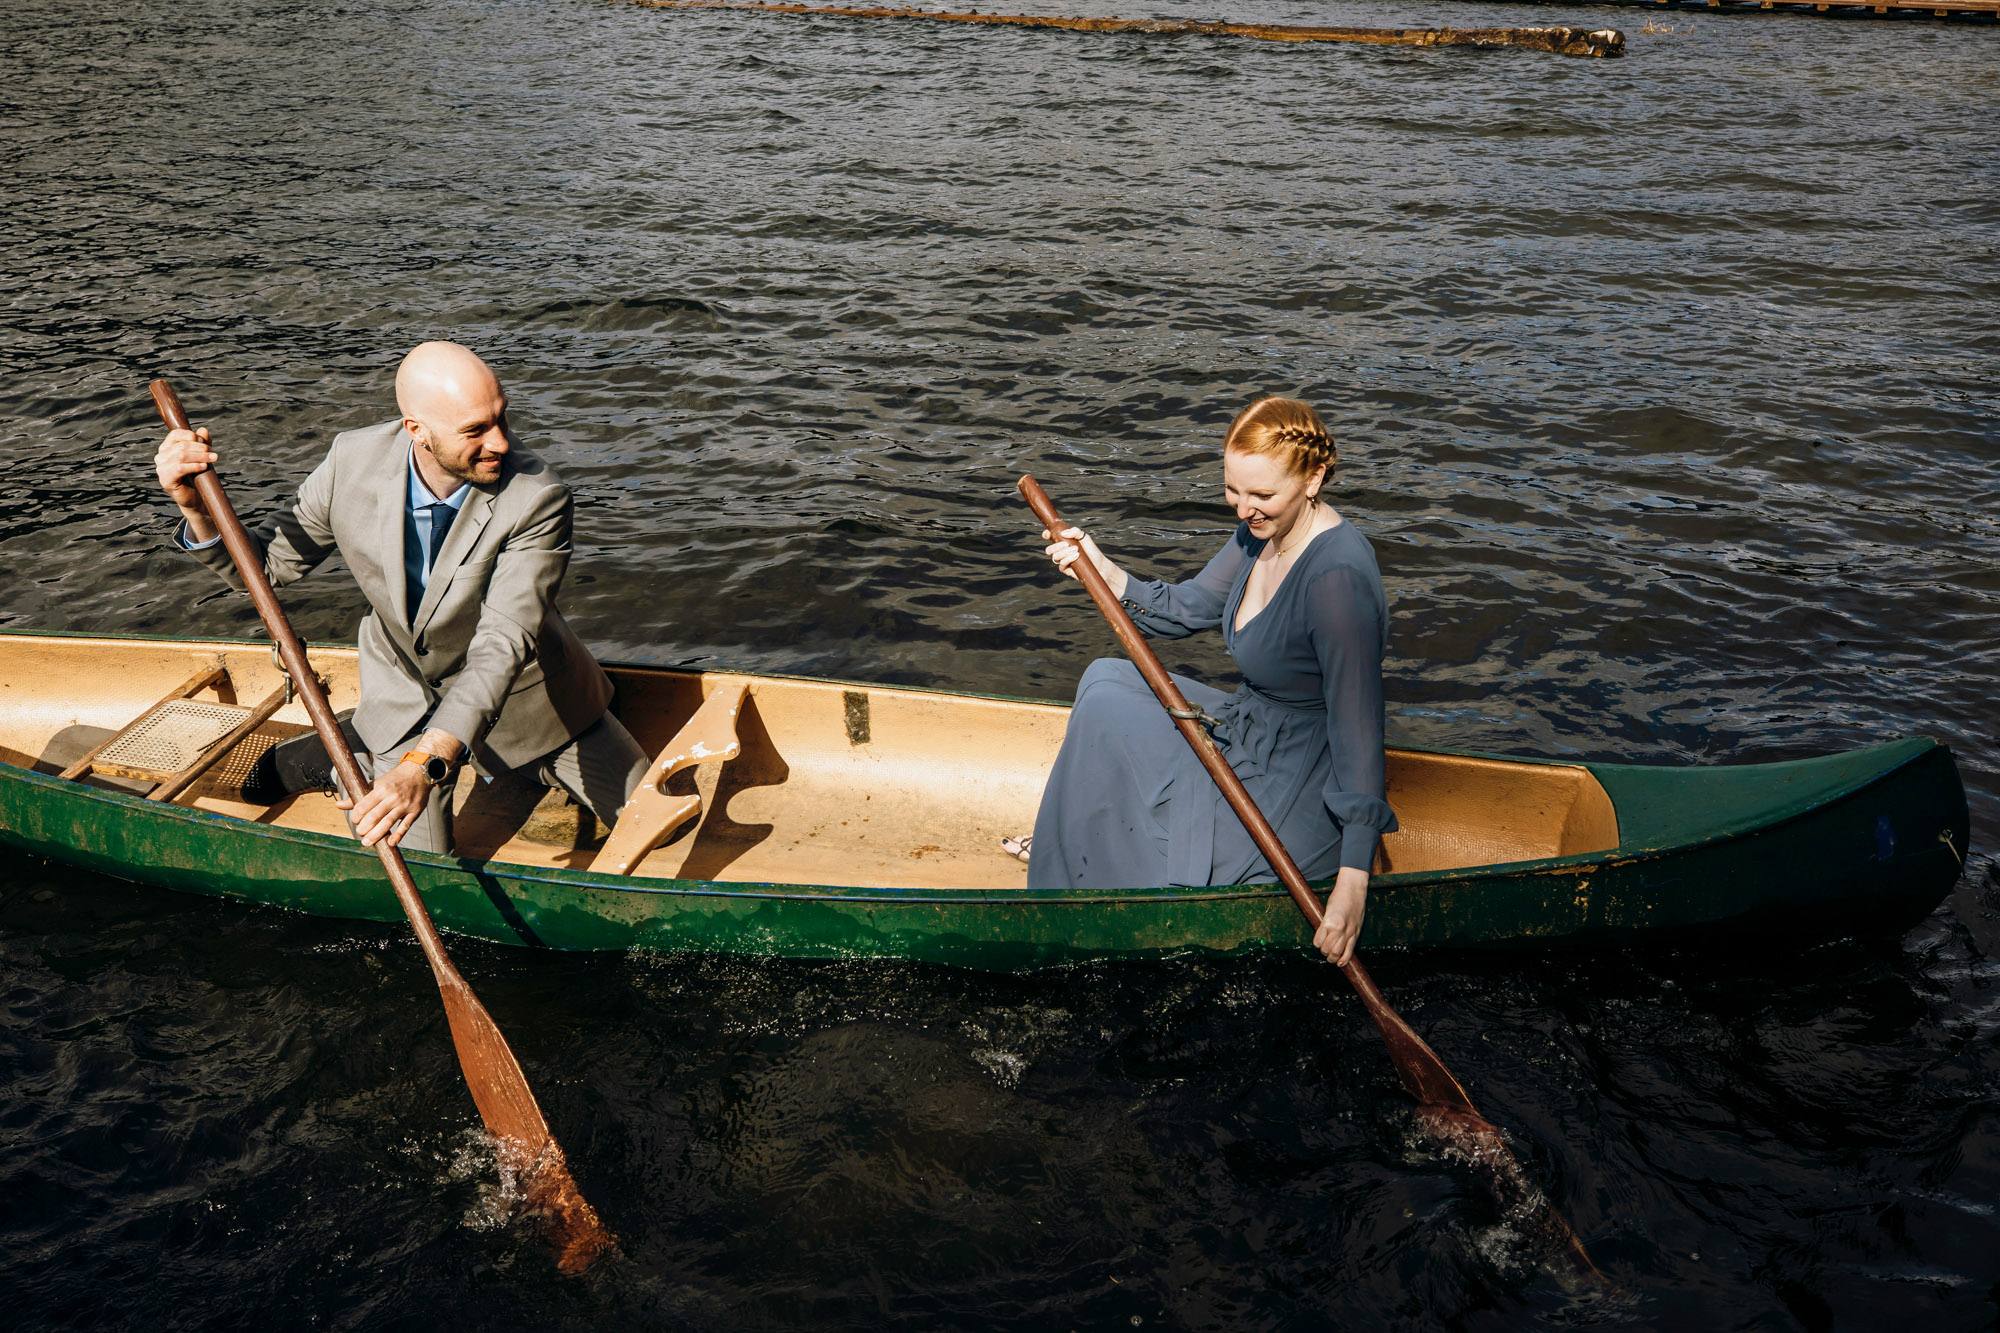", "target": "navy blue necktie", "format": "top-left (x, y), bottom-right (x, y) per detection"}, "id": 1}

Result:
top-left (425, 501), bottom-right (457, 572)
